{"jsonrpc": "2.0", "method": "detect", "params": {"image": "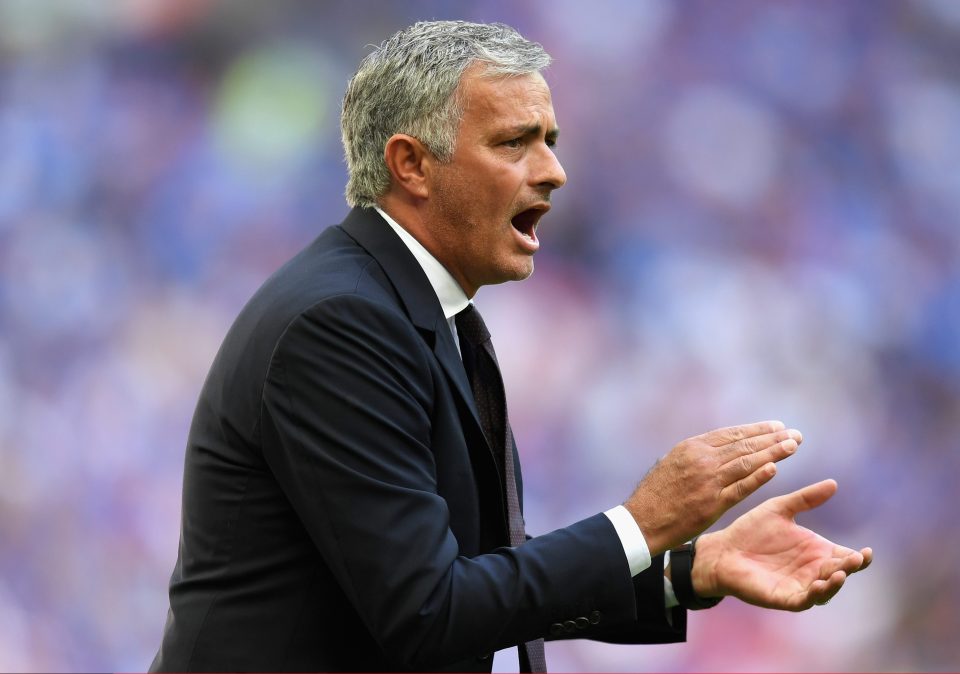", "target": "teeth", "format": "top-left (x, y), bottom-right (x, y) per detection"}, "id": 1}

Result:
top-left (519, 230), bottom-right (533, 241)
